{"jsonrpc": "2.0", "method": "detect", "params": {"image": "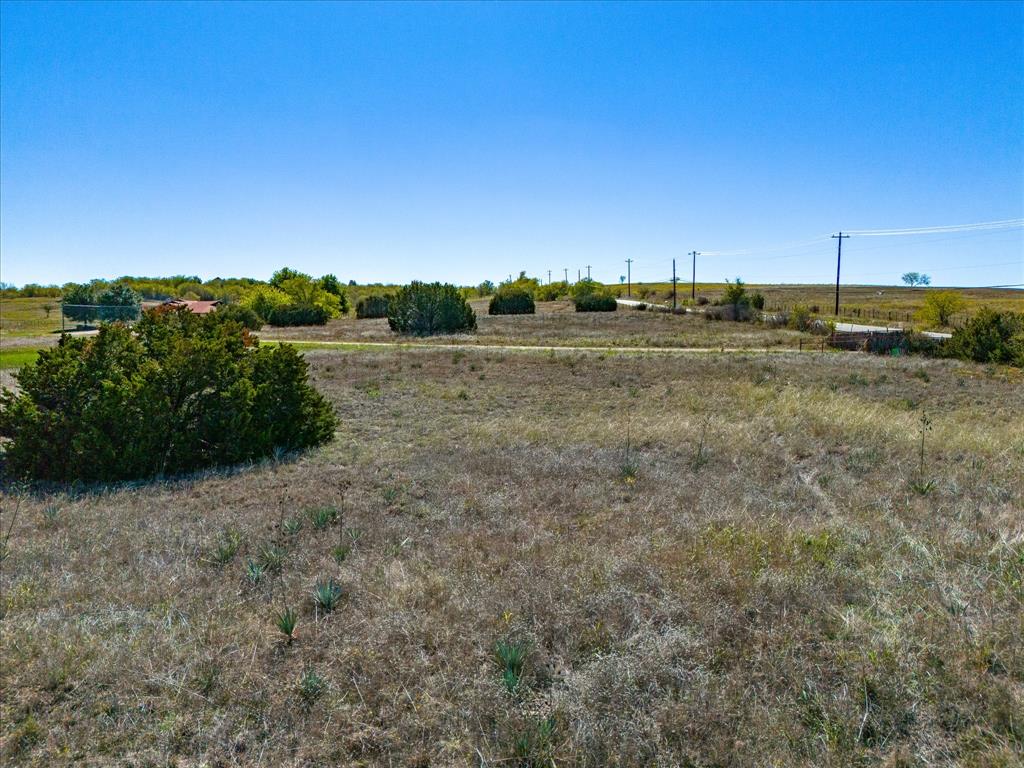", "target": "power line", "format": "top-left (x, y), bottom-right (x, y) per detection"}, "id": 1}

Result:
top-left (845, 218), bottom-right (1024, 237)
